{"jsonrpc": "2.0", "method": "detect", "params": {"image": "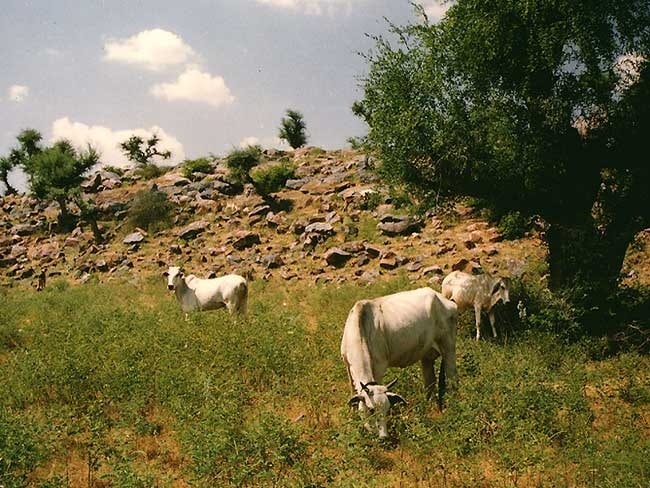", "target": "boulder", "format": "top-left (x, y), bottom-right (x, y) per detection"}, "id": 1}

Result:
top-left (232, 231), bottom-right (261, 250)
top-left (377, 214), bottom-right (423, 236)
top-left (123, 231), bottom-right (145, 245)
top-left (324, 248), bottom-right (353, 267)
top-left (178, 220), bottom-right (210, 240)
